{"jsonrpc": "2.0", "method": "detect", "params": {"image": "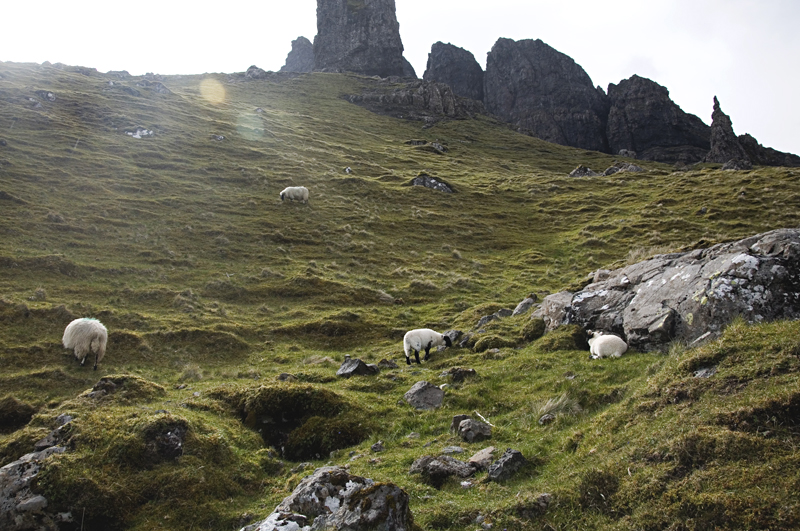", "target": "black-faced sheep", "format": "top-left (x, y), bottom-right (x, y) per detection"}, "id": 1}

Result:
top-left (587, 330), bottom-right (627, 359)
top-left (403, 328), bottom-right (452, 365)
top-left (62, 318), bottom-right (108, 370)
top-left (280, 186), bottom-right (309, 203)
